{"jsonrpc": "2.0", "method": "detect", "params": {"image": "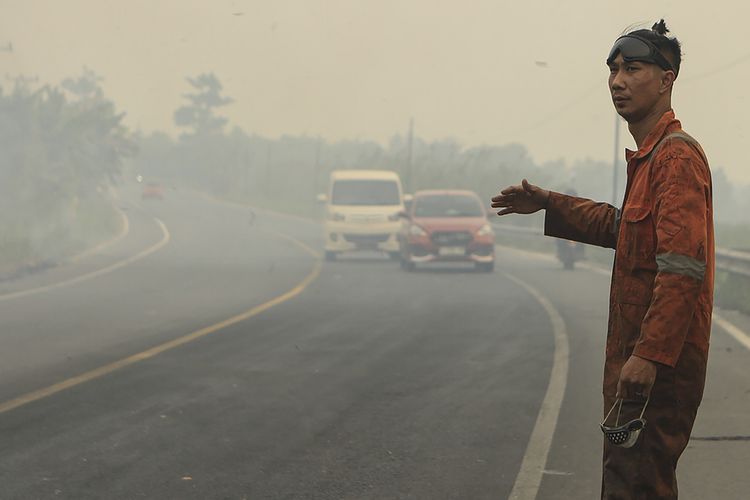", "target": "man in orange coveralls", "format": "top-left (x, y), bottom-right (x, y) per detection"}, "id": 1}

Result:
top-left (491, 20), bottom-right (713, 499)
